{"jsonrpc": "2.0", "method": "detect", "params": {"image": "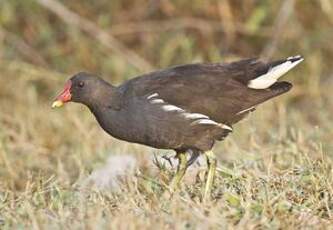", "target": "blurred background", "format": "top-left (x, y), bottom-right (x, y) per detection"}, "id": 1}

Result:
top-left (0, 0), bottom-right (333, 227)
